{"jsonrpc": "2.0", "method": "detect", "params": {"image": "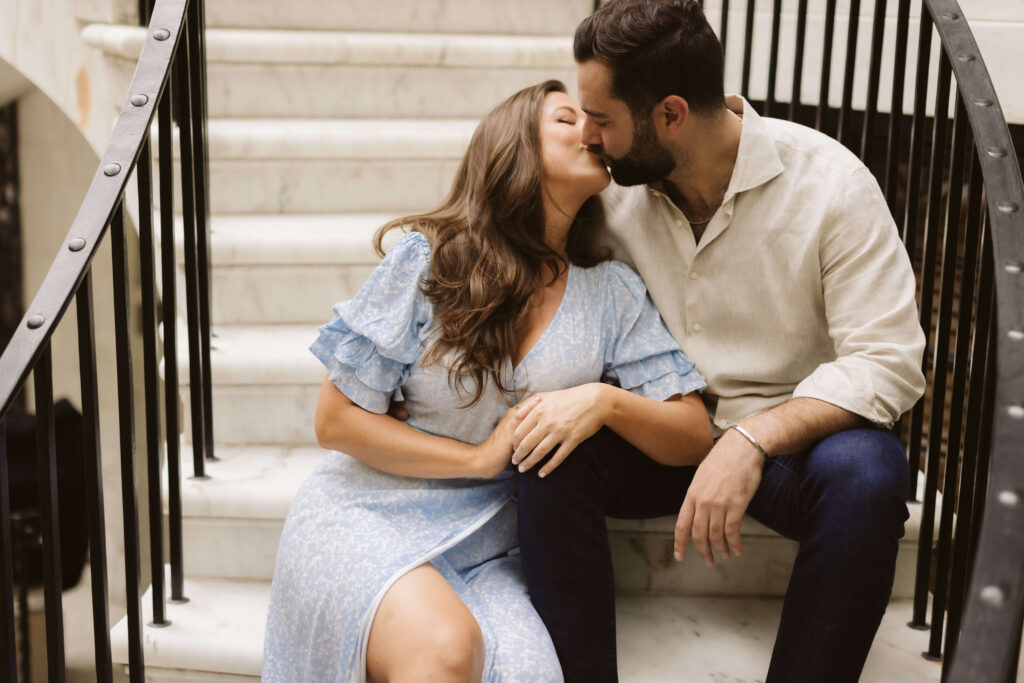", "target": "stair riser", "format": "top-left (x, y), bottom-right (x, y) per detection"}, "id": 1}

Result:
top-left (610, 533), bottom-right (919, 600)
top-left (177, 264), bottom-right (376, 324)
top-left (181, 385), bottom-right (319, 446)
top-left (175, 513), bottom-right (918, 599)
top-left (204, 0), bottom-right (593, 34)
top-left (198, 159), bottom-right (460, 214)
top-left (107, 58), bottom-right (576, 119)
